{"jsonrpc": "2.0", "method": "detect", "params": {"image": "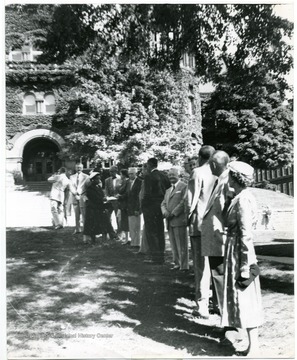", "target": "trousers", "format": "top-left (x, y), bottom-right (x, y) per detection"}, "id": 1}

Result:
top-left (128, 215), bottom-right (141, 246)
top-left (50, 200), bottom-right (64, 227)
top-left (143, 203), bottom-right (165, 263)
top-left (190, 234), bottom-right (210, 312)
top-left (168, 225), bottom-right (189, 270)
top-left (73, 203), bottom-right (86, 232)
top-left (209, 256), bottom-right (224, 314)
